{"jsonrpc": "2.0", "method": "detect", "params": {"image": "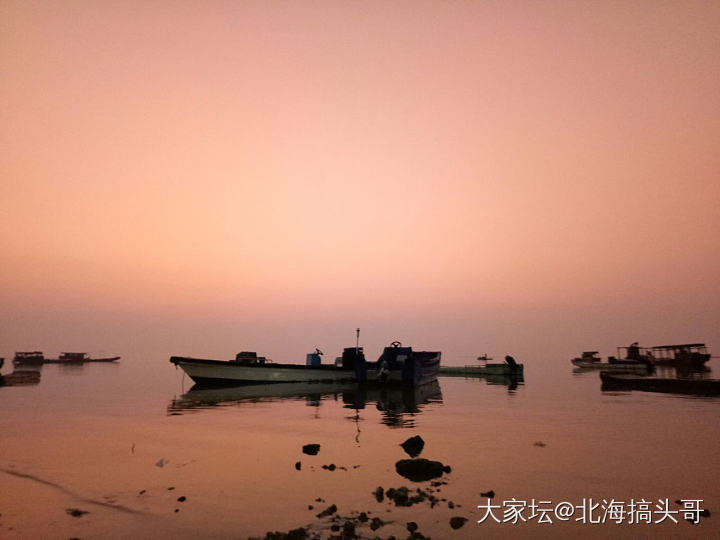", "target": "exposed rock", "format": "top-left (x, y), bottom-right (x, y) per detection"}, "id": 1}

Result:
top-left (369, 517), bottom-right (385, 531)
top-left (358, 512), bottom-right (369, 522)
top-left (316, 504), bottom-right (337, 518)
top-left (449, 517), bottom-right (468, 529)
top-left (400, 435), bottom-right (425, 458)
top-left (385, 487), bottom-right (429, 507)
top-left (303, 444), bottom-right (321, 455)
top-left (448, 501), bottom-right (454, 509)
top-left (321, 464), bottom-right (337, 471)
top-left (373, 486), bottom-right (384, 502)
top-left (533, 441), bottom-right (546, 447)
top-left (177, 496), bottom-right (186, 502)
top-left (295, 461), bottom-right (301, 471)
top-left (480, 490), bottom-right (495, 498)
top-left (395, 459), bottom-right (450, 482)
top-left (406, 521), bottom-right (418, 532)
top-left (342, 520), bottom-right (356, 538)
top-left (66, 508), bottom-right (89, 518)
top-left (263, 527), bottom-right (308, 540)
